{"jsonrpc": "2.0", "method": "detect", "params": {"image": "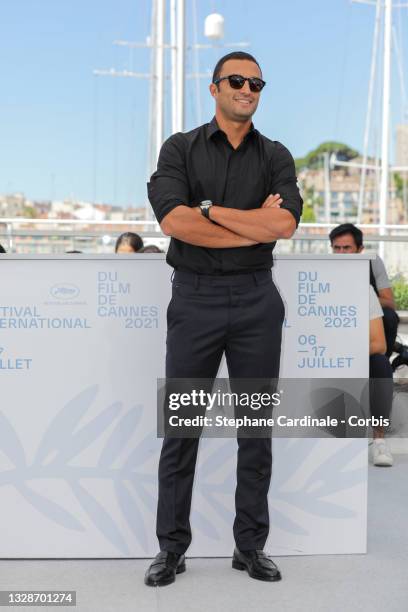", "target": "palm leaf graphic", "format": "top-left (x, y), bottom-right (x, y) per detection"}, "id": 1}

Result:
top-left (197, 440), bottom-right (235, 478)
top-left (114, 481), bottom-right (148, 551)
top-left (98, 406), bottom-right (143, 468)
top-left (271, 438), bottom-right (320, 489)
top-left (33, 385), bottom-right (100, 466)
top-left (199, 484), bottom-right (235, 525)
top-left (299, 442), bottom-right (366, 499)
top-left (279, 493), bottom-right (356, 519)
top-left (17, 482), bottom-right (84, 531)
top-left (128, 475), bottom-right (158, 514)
top-left (49, 402), bottom-right (122, 465)
top-left (270, 440), bottom-right (365, 523)
top-left (0, 411), bottom-right (27, 468)
top-left (69, 481), bottom-right (130, 555)
top-left (123, 431), bottom-right (161, 470)
top-left (269, 506), bottom-right (309, 536)
top-left (192, 509), bottom-right (222, 540)
top-left (193, 438), bottom-right (365, 537)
